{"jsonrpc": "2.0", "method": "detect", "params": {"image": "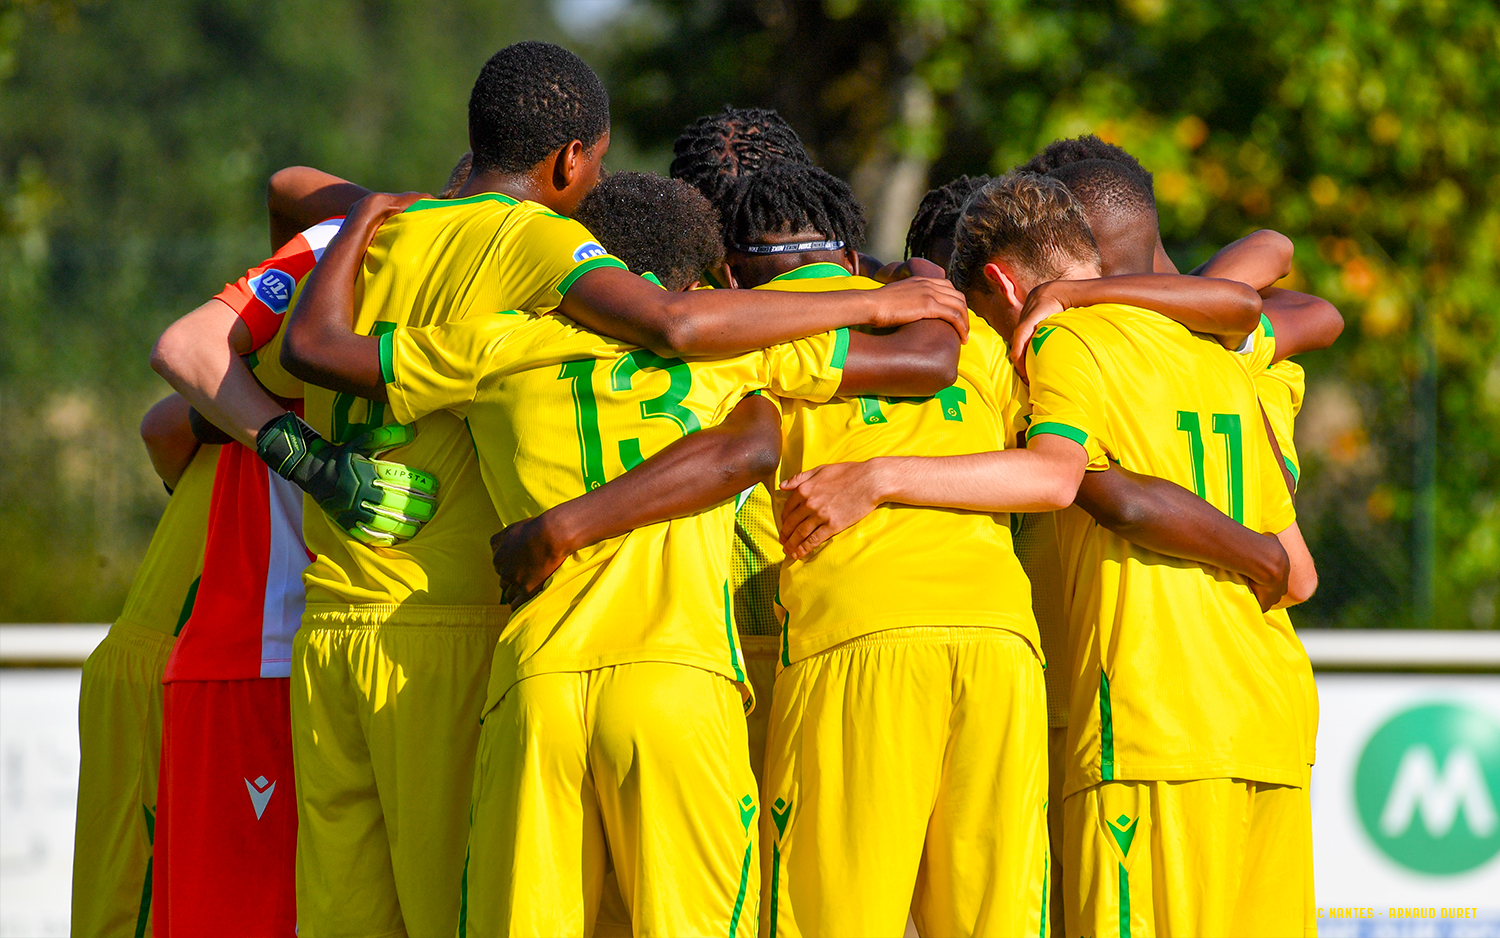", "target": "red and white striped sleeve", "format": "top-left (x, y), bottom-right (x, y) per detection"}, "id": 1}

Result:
top-left (212, 217), bottom-right (343, 350)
